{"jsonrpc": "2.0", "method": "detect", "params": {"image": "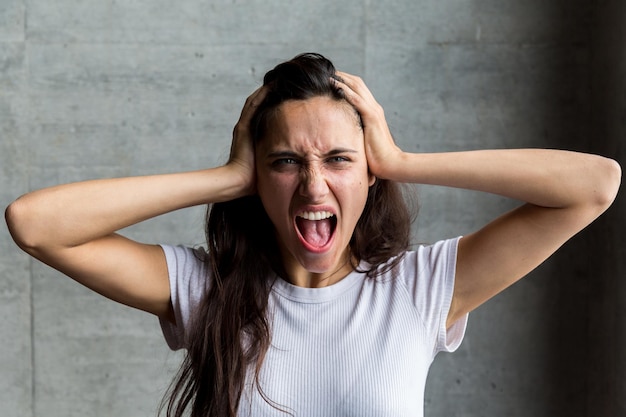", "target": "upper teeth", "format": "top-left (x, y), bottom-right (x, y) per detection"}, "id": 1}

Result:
top-left (298, 211), bottom-right (334, 220)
